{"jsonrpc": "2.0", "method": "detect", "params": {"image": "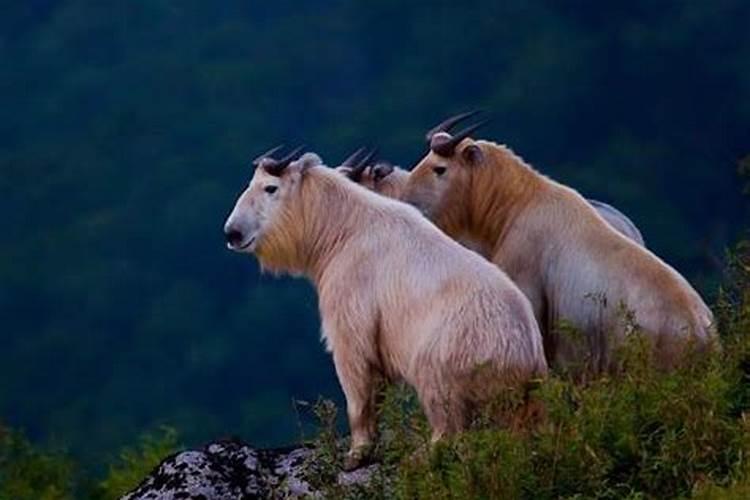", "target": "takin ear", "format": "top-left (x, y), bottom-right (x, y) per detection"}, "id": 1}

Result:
top-left (296, 152), bottom-right (323, 172)
top-left (461, 144), bottom-right (483, 165)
